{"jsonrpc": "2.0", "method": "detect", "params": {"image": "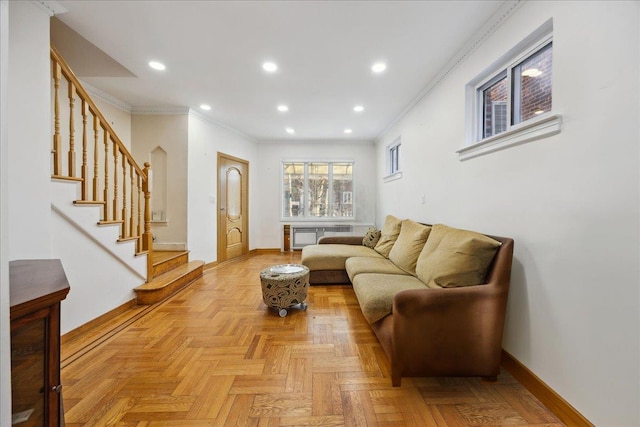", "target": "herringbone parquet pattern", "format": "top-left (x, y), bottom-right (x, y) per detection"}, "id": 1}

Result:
top-left (61, 252), bottom-right (564, 426)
